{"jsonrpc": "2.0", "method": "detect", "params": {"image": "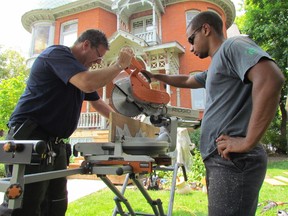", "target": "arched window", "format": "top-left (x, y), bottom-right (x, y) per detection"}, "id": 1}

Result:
top-left (185, 10), bottom-right (200, 27)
